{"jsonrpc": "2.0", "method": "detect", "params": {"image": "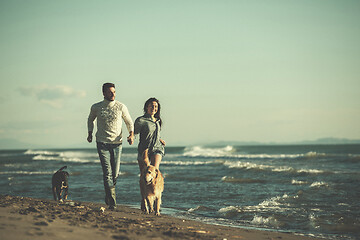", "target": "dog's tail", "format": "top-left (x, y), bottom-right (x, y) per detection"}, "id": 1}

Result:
top-left (57, 166), bottom-right (67, 172)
